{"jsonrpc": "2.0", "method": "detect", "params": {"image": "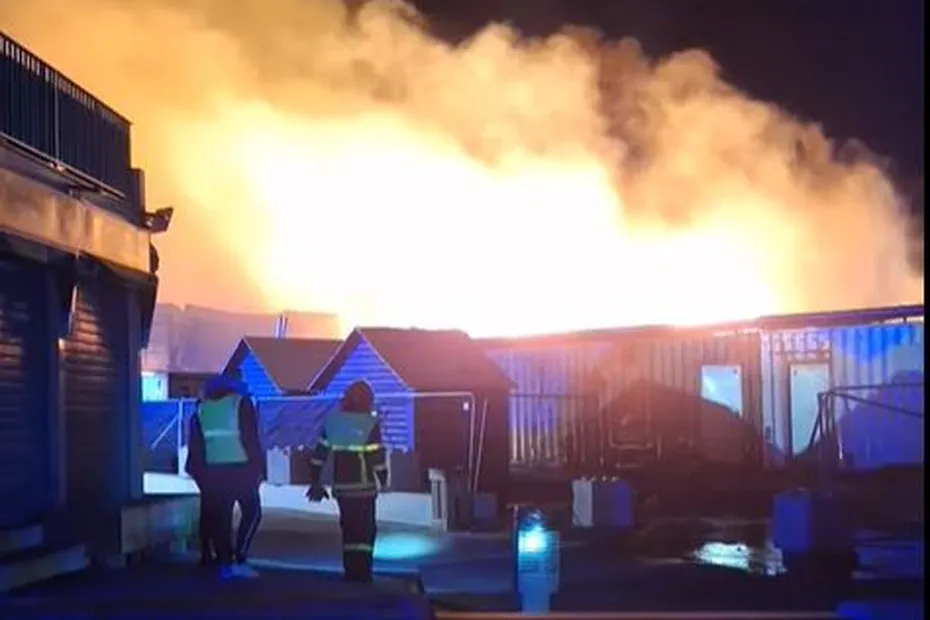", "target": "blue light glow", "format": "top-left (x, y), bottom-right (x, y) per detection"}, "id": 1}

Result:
top-left (518, 525), bottom-right (549, 555)
top-left (373, 533), bottom-right (441, 561)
